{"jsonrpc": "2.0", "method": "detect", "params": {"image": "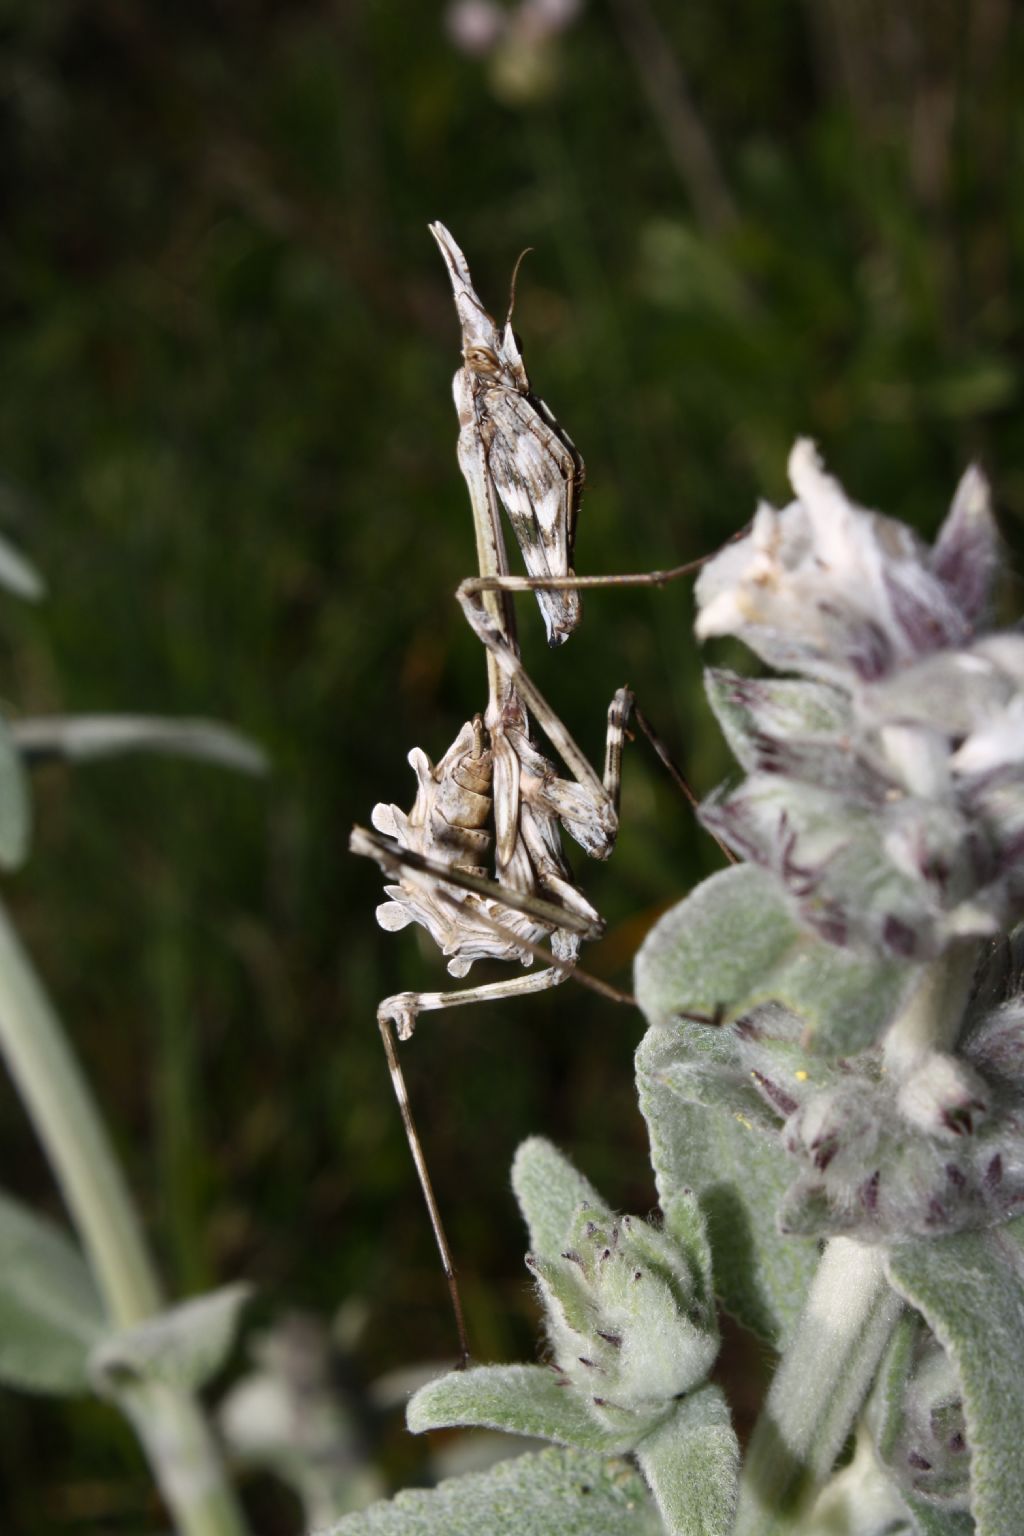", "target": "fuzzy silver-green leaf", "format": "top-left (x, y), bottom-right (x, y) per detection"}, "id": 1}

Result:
top-left (636, 1022), bottom-right (817, 1346)
top-left (90, 1282), bottom-right (252, 1396)
top-left (635, 864), bottom-right (915, 1054)
top-left (408, 1364), bottom-right (627, 1452)
top-left (886, 1220), bottom-right (1024, 1536)
top-left (0, 1190), bottom-right (106, 1395)
top-left (511, 1137), bottom-right (607, 1258)
top-left (634, 1385), bottom-right (739, 1536)
top-left (325, 1445), bottom-right (659, 1535)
